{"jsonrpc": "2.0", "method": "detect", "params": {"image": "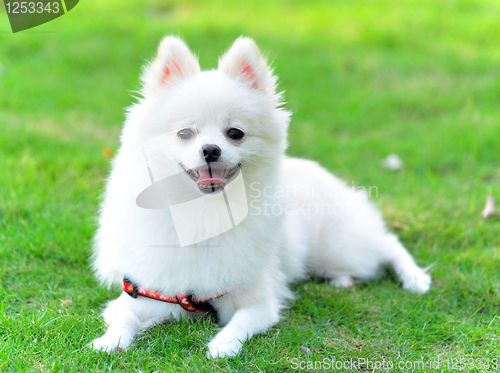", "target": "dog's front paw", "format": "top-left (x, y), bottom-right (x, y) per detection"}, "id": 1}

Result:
top-left (90, 335), bottom-right (129, 354)
top-left (206, 338), bottom-right (243, 359)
